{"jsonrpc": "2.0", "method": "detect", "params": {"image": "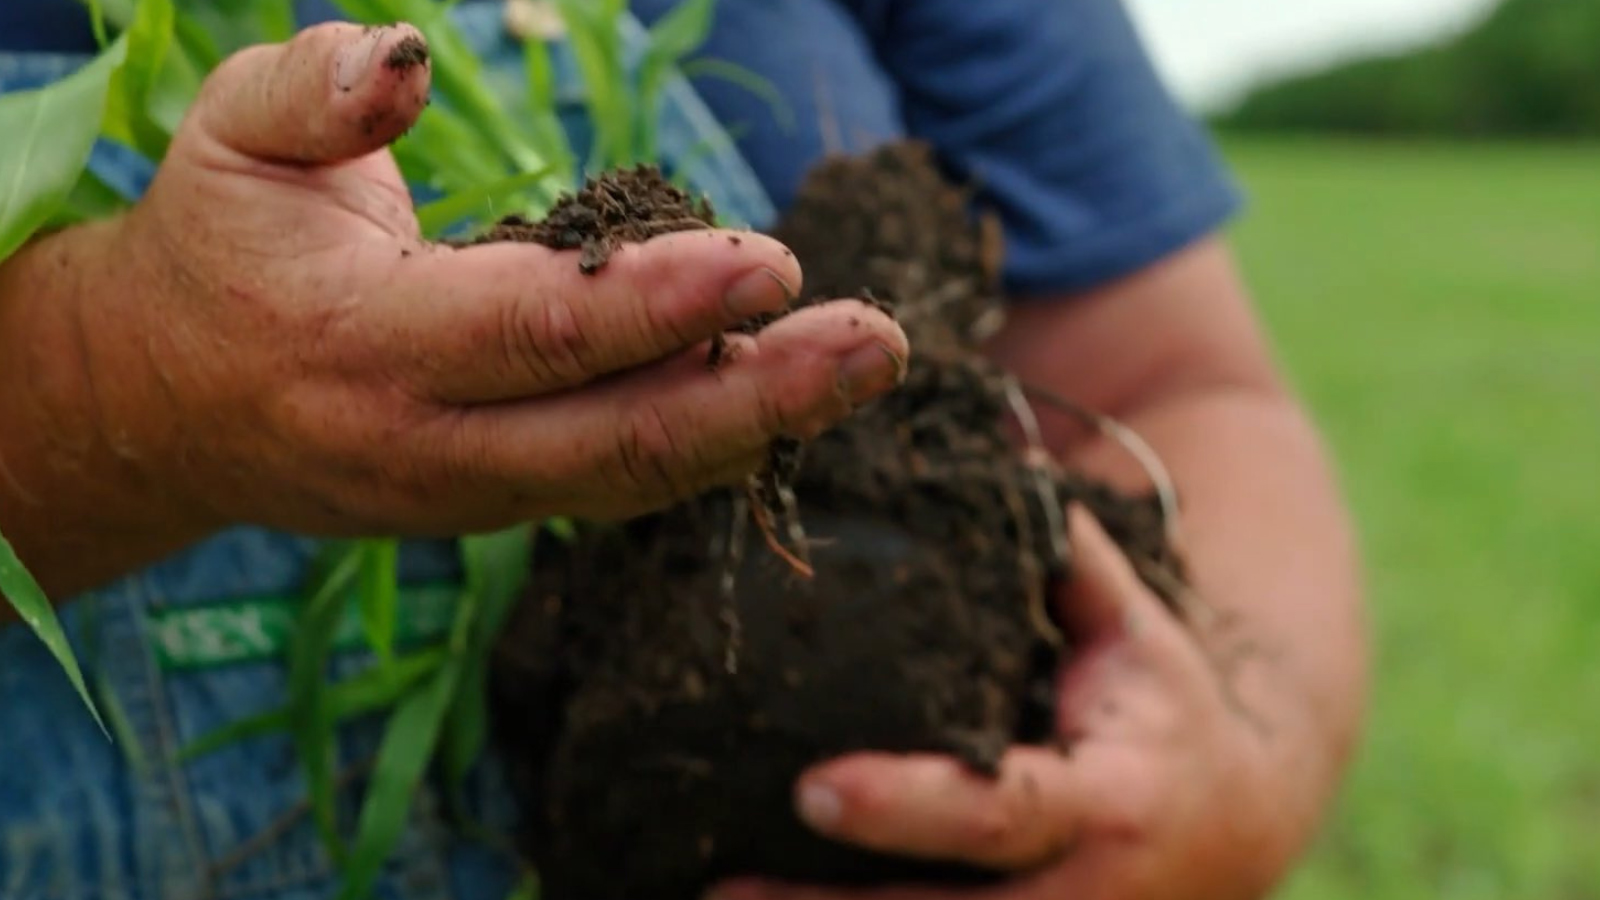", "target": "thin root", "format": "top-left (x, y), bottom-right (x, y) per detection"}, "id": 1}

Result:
top-left (1018, 383), bottom-right (1182, 547)
top-left (718, 494), bottom-right (751, 675)
top-left (997, 467), bottom-right (1065, 650)
top-left (1003, 376), bottom-right (1070, 570)
top-left (746, 480), bottom-right (816, 579)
